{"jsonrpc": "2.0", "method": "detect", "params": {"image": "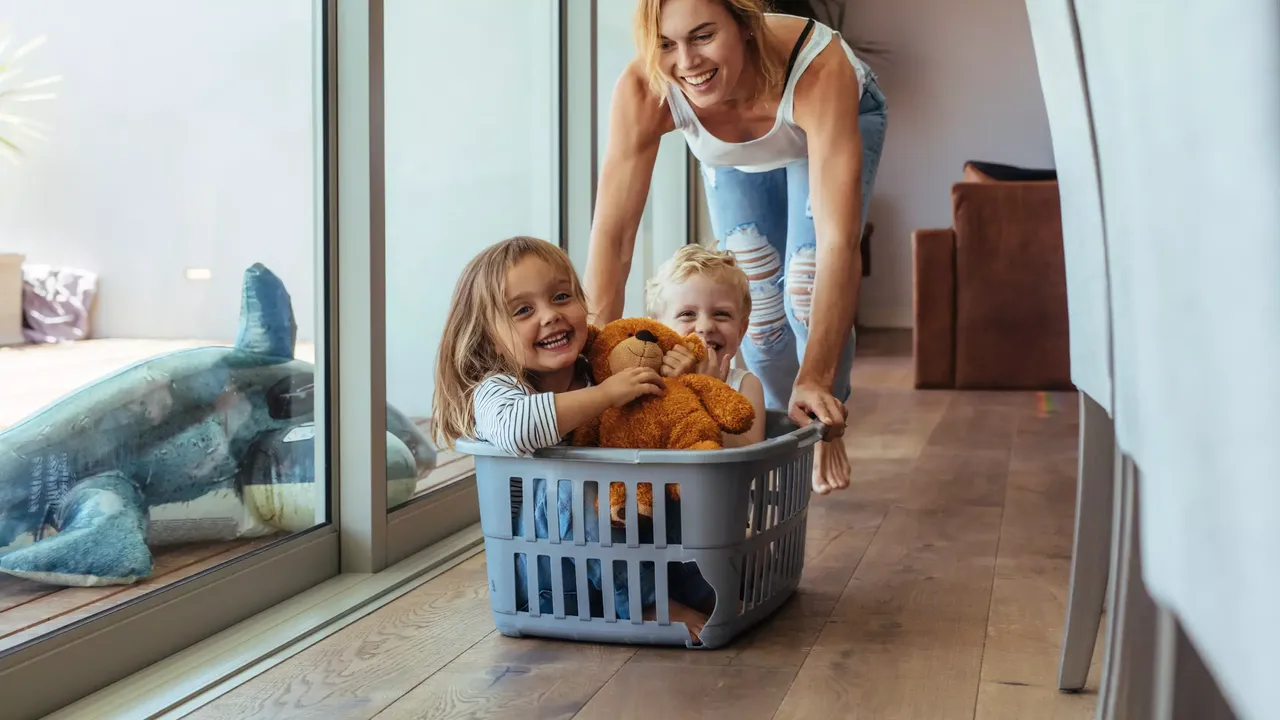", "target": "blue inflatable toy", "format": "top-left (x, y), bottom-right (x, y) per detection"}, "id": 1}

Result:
top-left (0, 263), bottom-right (434, 586)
